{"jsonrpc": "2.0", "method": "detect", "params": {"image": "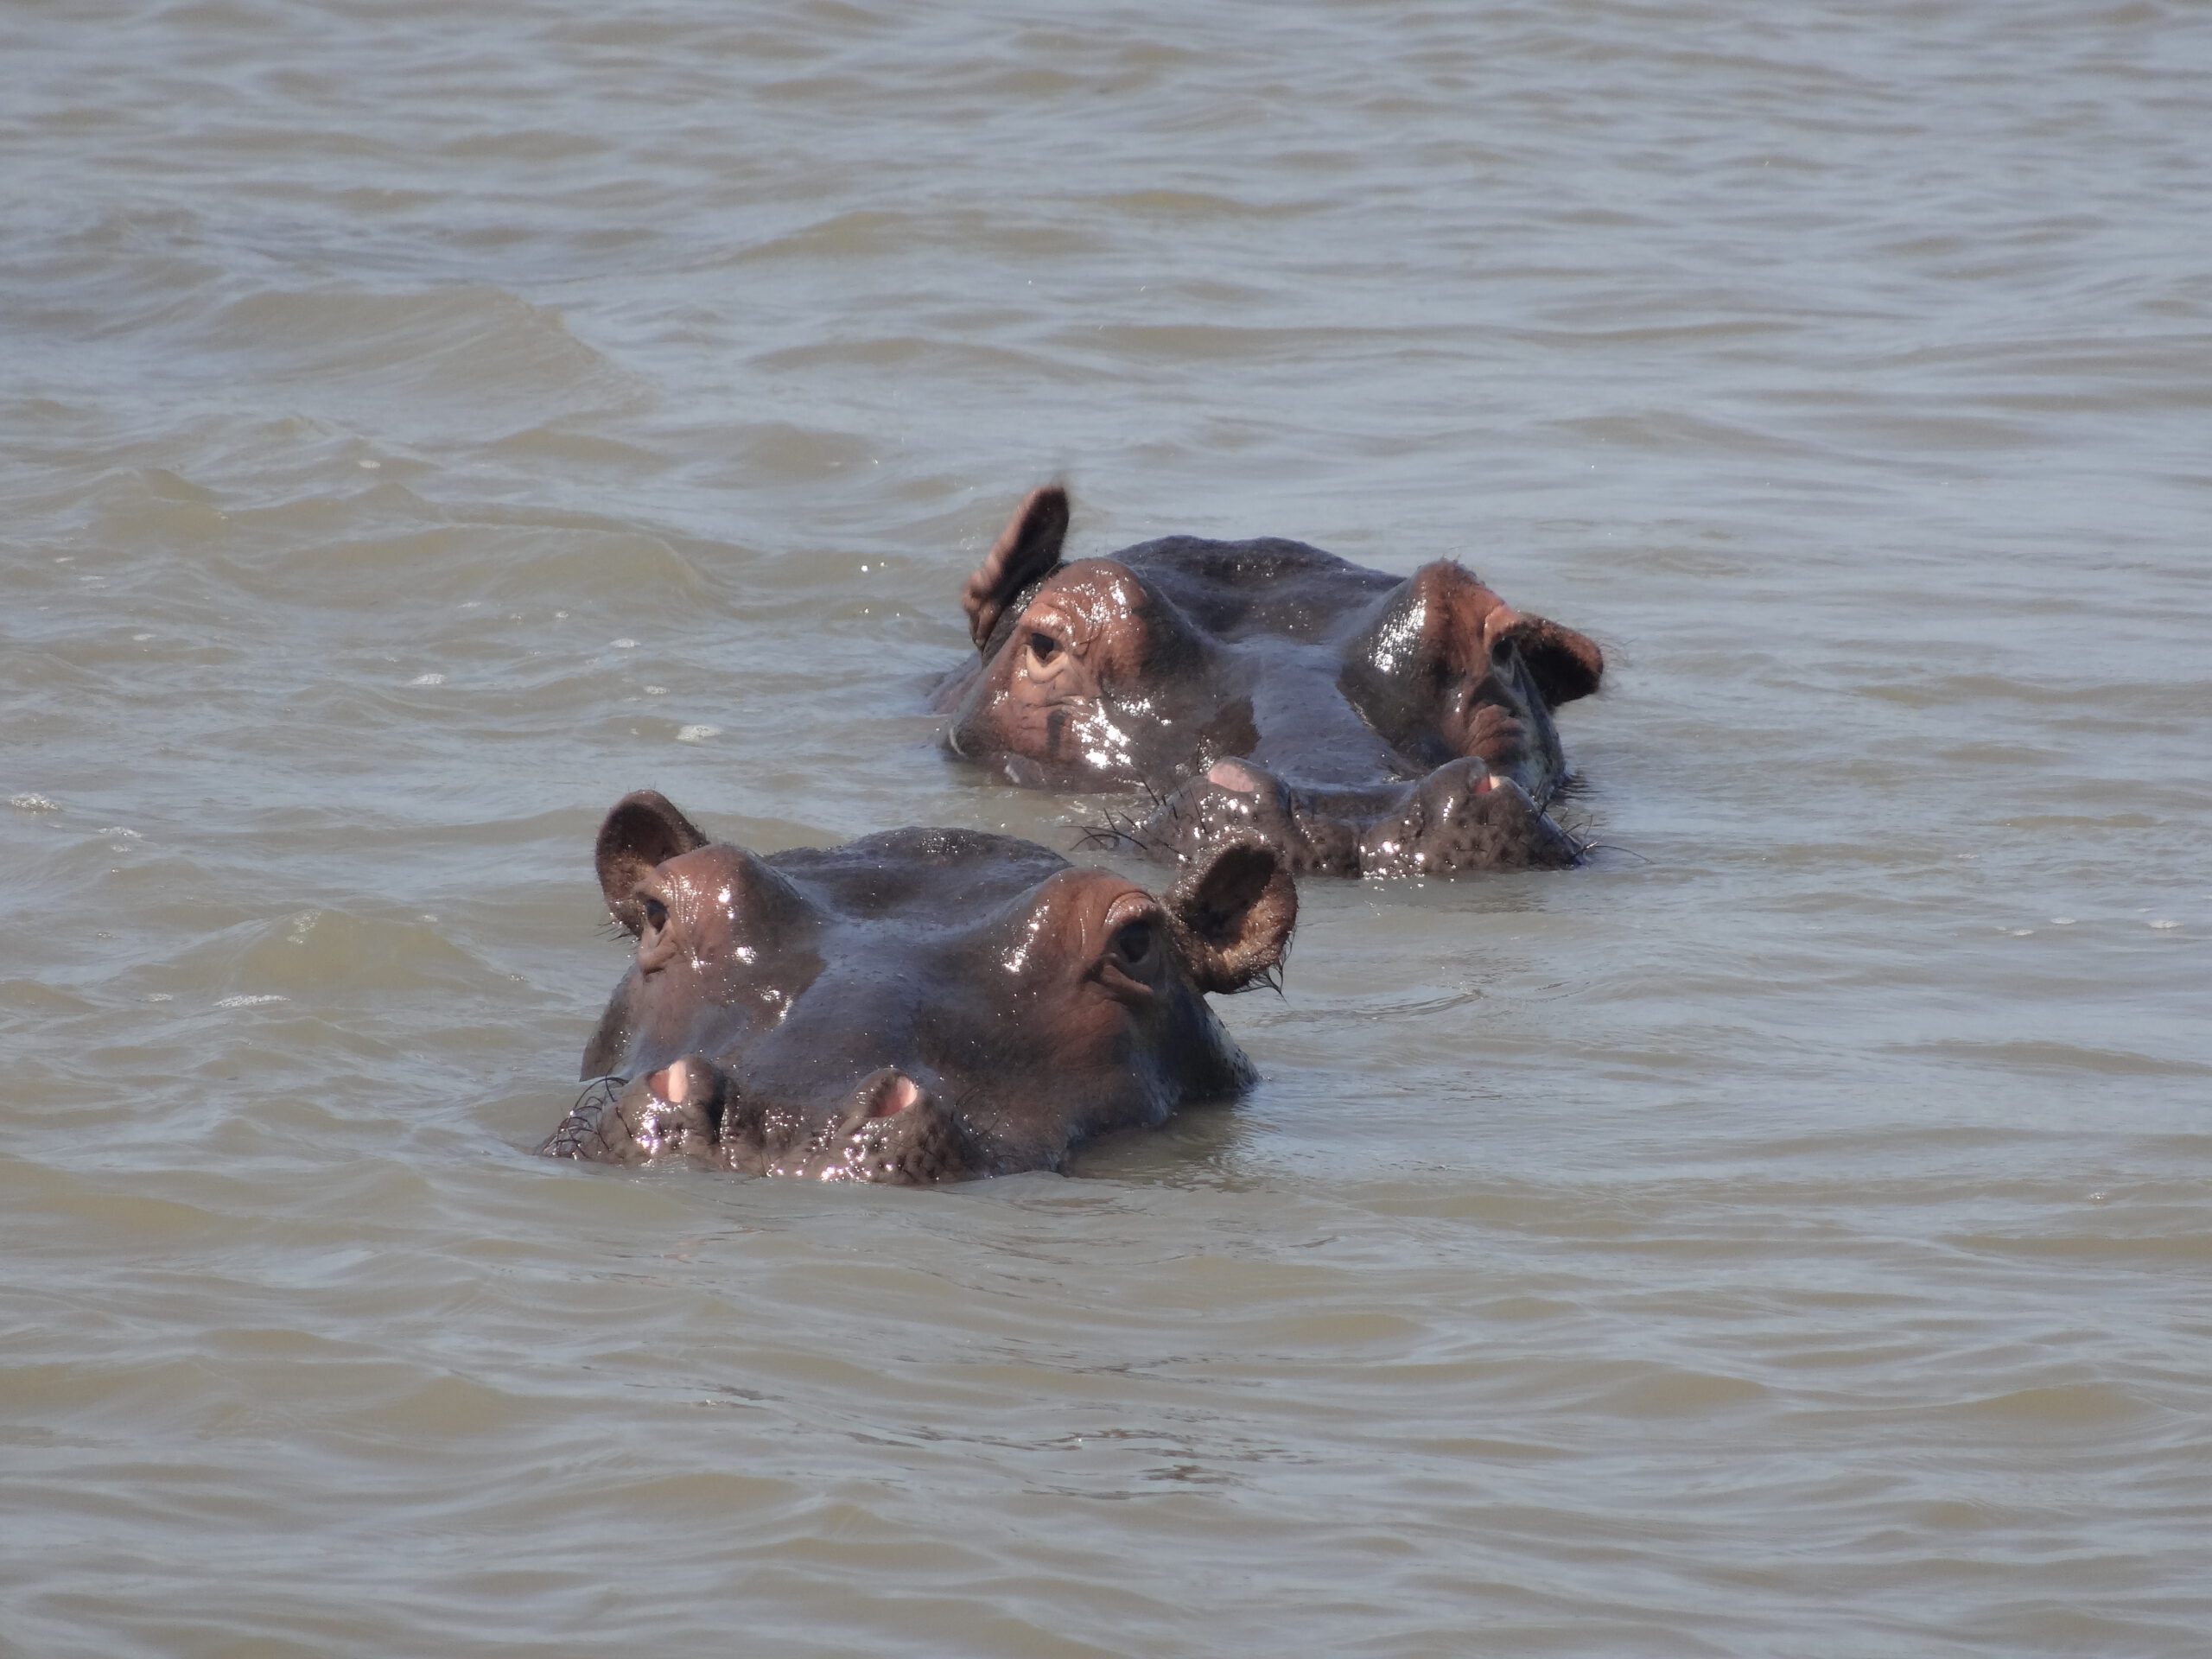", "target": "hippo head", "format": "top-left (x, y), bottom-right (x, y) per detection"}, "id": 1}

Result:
top-left (539, 791), bottom-right (1297, 1184)
top-left (937, 486), bottom-right (1605, 876)
top-left (941, 486), bottom-right (1230, 789)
